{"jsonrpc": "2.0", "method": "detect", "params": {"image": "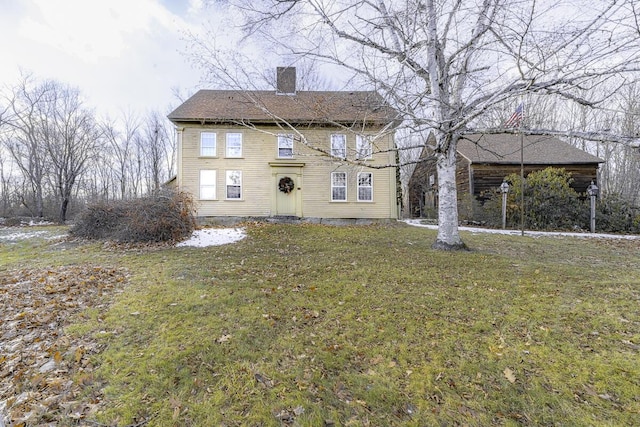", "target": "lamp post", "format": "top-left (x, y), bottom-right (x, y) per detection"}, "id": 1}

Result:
top-left (500, 180), bottom-right (510, 229)
top-left (586, 181), bottom-right (599, 233)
